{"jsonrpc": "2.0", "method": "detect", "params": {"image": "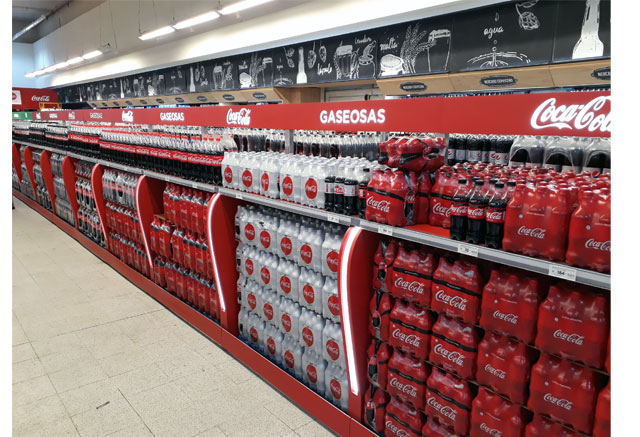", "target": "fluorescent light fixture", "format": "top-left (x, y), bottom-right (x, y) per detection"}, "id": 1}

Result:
top-left (68, 56), bottom-right (84, 65)
top-left (138, 25), bottom-right (175, 40)
top-left (173, 10), bottom-right (219, 29)
top-left (43, 65), bottom-right (57, 73)
top-left (32, 69), bottom-right (44, 76)
top-left (25, 72), bottom-right (36, 78)
top-left (53, 61), bottom-right (69, 69)
top-left (219, 0), bottom-right (274, 15)
top-left (82, 50), bottom-right (103, 60)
